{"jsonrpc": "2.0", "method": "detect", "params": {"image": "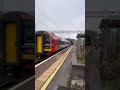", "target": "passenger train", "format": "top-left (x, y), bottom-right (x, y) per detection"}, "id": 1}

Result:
top-left (0, 11), bottom-right (35, 75)
top-left (36, 31), bottom-right (71, 60)
top-left (0, 11), bottom-right (71, 73)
